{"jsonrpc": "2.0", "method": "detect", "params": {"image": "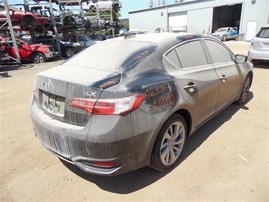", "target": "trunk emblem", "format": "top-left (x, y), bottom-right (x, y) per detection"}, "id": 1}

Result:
top-left (44, 79), bottom-right (53, 92)
top-left (84, 91), bottom-right (97, 98)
